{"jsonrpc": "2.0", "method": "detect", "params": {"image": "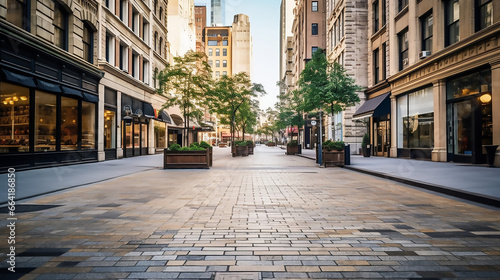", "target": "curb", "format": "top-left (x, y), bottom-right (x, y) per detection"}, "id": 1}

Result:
top-left (296, 154), bottom-right (500, 208)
